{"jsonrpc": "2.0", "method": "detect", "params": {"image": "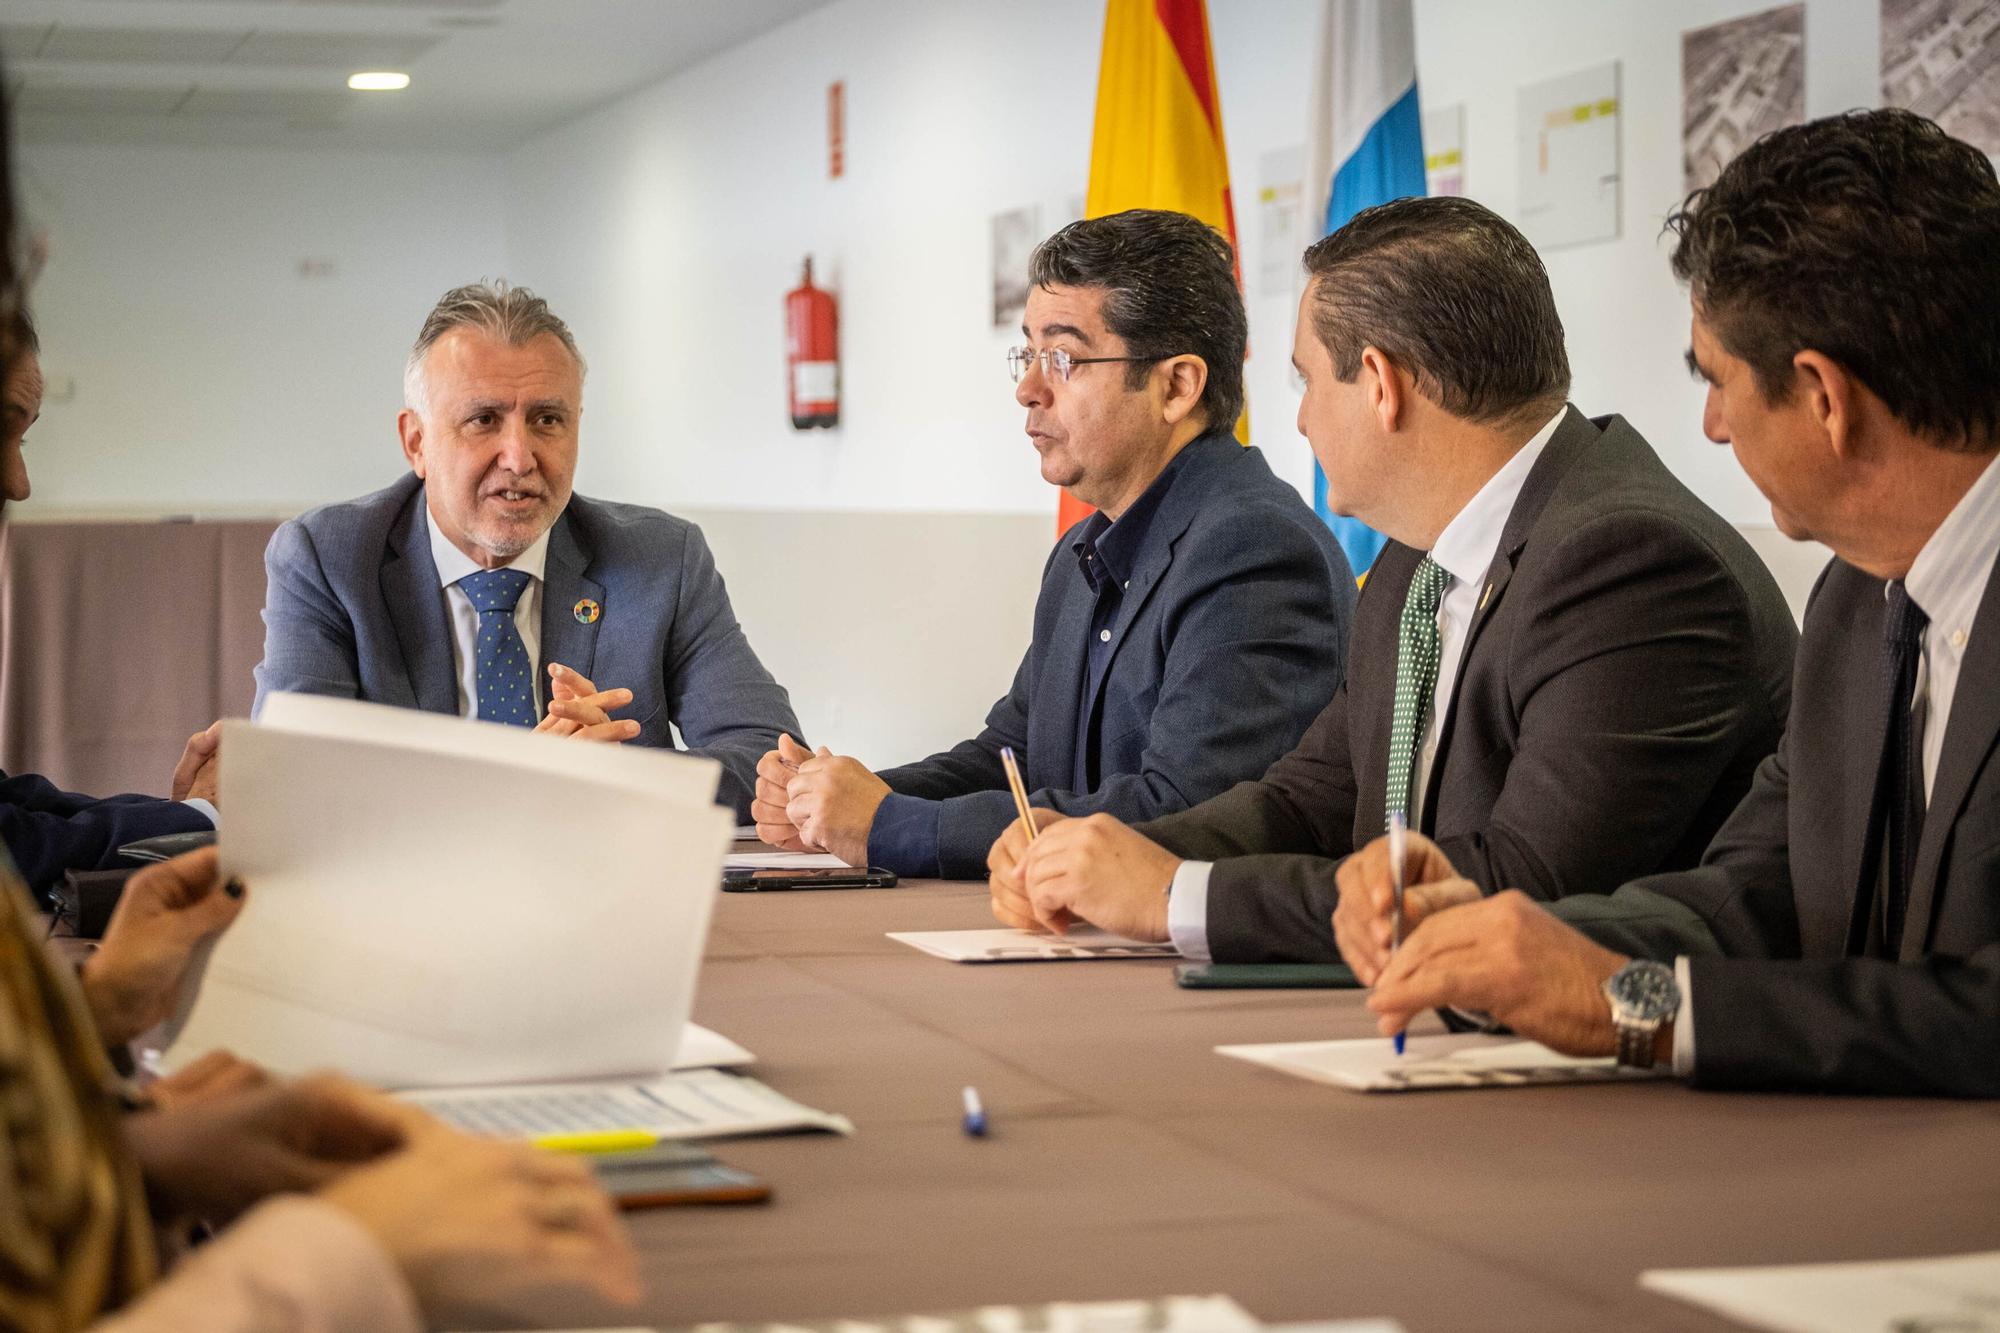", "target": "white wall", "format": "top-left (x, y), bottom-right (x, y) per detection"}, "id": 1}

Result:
top-left (500, 0), bottom-right (1882, 536)
top-left (17, 142), bottom-right (507, 512)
